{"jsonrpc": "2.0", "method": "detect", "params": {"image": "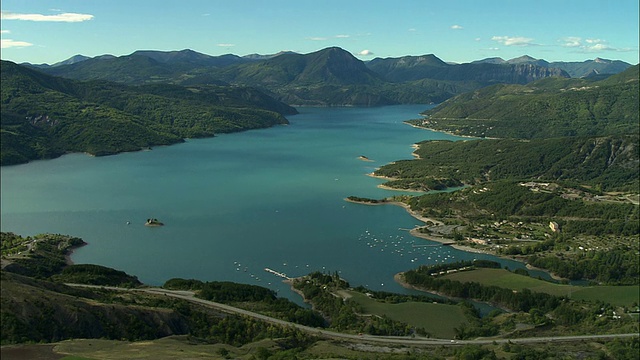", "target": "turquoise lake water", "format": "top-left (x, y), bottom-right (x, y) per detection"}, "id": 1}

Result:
top-left (1, 105), bottom-right (540, 301)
